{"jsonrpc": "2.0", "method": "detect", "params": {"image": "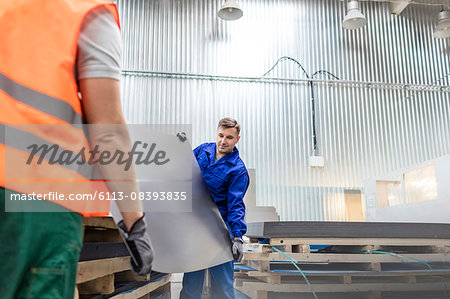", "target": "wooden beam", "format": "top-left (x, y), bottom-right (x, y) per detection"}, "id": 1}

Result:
top-left (244, 260), bottom-right (270, 272)
top-left (343, 275), bottom-right (352, 284)
top-left (257, 290), bottom-right (268, 299)
top-left (83, 217), bottom-right (117, 229)
top-left (245, 269), bottom-right (450, 278)
top-left (83, 228), bottom-right (123, 243)
top-left (109, 274), bottom-right (171, 299)
top-left (240, 281), bottom-right (450, 292)
top-left (404, 275), bottom-right (417, 284)
top-left (115, 270), bottom-right (150, 282)
top-left (78, 274), bottom-right (114, 295)
top-left (389, 1), bottom-right (410, 15)
top-left (77, 257), bottom-right (131, 284)
top-left (370, 262), bottom-right (381, 272)
top-left (243, 252), bottom-right (450, 263)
